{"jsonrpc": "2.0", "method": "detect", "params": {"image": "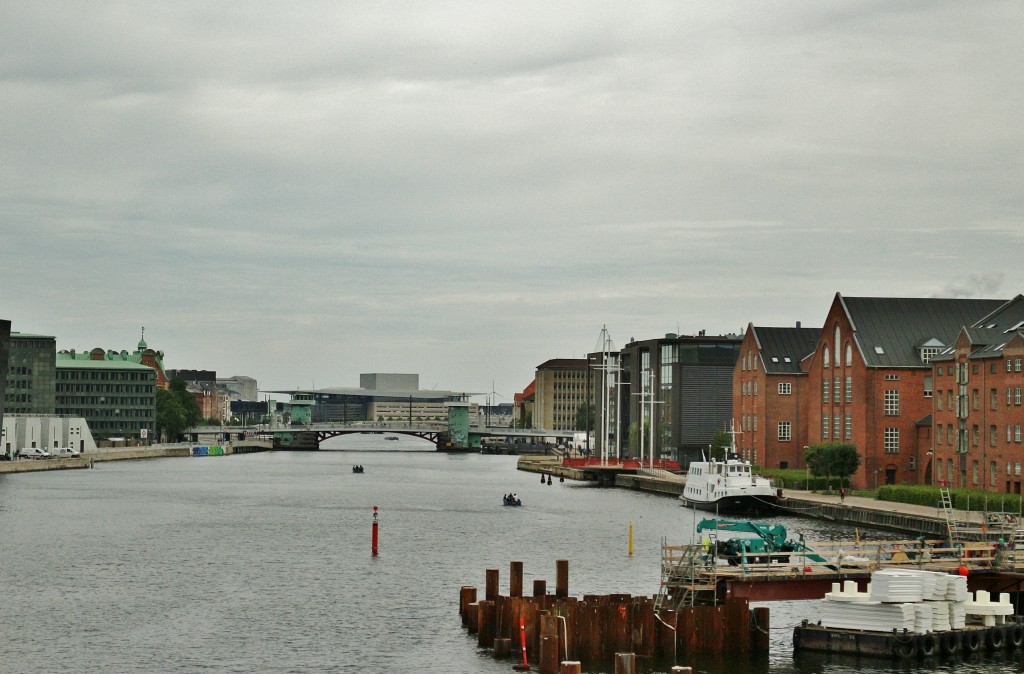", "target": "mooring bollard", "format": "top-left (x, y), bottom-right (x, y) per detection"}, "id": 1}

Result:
top-left (559, 662), bottom-right (582, 674)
